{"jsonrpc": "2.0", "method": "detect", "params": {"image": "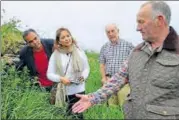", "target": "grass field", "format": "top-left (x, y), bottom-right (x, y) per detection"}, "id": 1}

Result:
top-left (1, 52), bottom-right (124, 119)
